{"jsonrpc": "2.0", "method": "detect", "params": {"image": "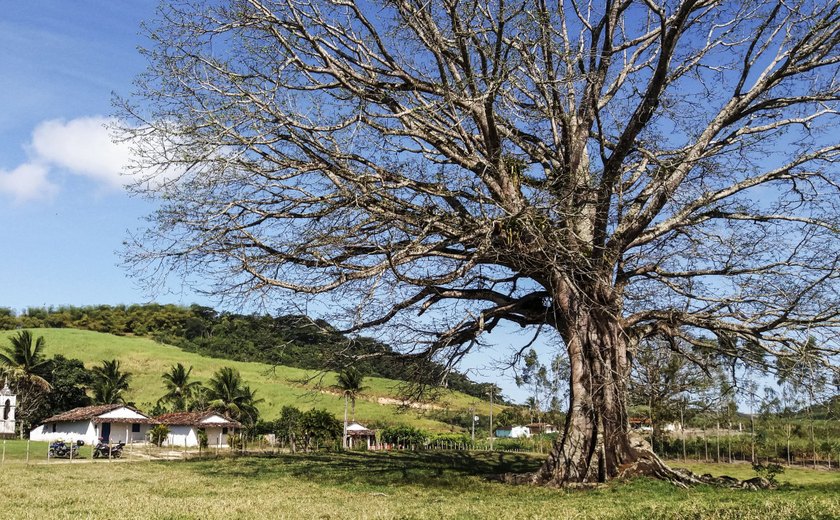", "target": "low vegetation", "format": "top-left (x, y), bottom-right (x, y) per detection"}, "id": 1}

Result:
top-left (0, 445), bottom-right (837, 519)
